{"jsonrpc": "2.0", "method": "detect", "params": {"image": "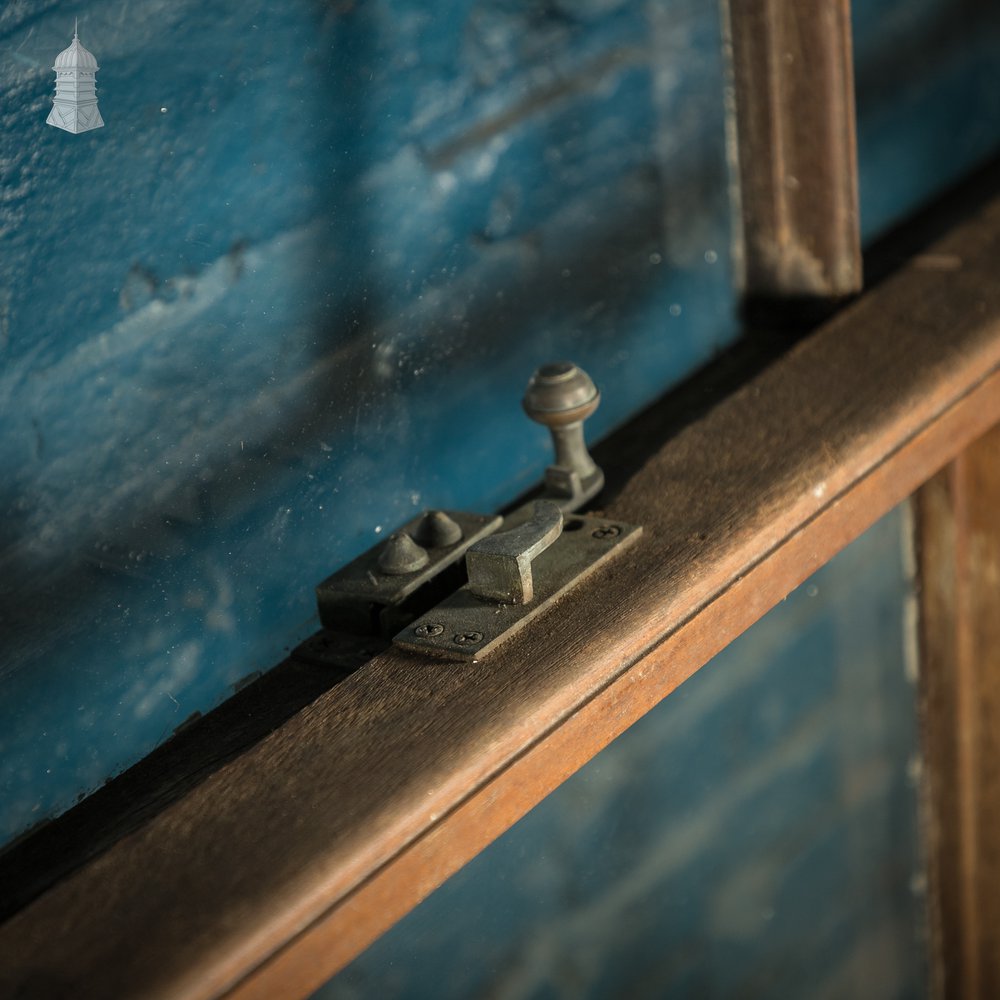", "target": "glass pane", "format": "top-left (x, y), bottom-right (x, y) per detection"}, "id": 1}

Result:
top-left (854, 0), bottom-right (1000, 240)
top-left (0, 1), bottom-right (735, 847)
